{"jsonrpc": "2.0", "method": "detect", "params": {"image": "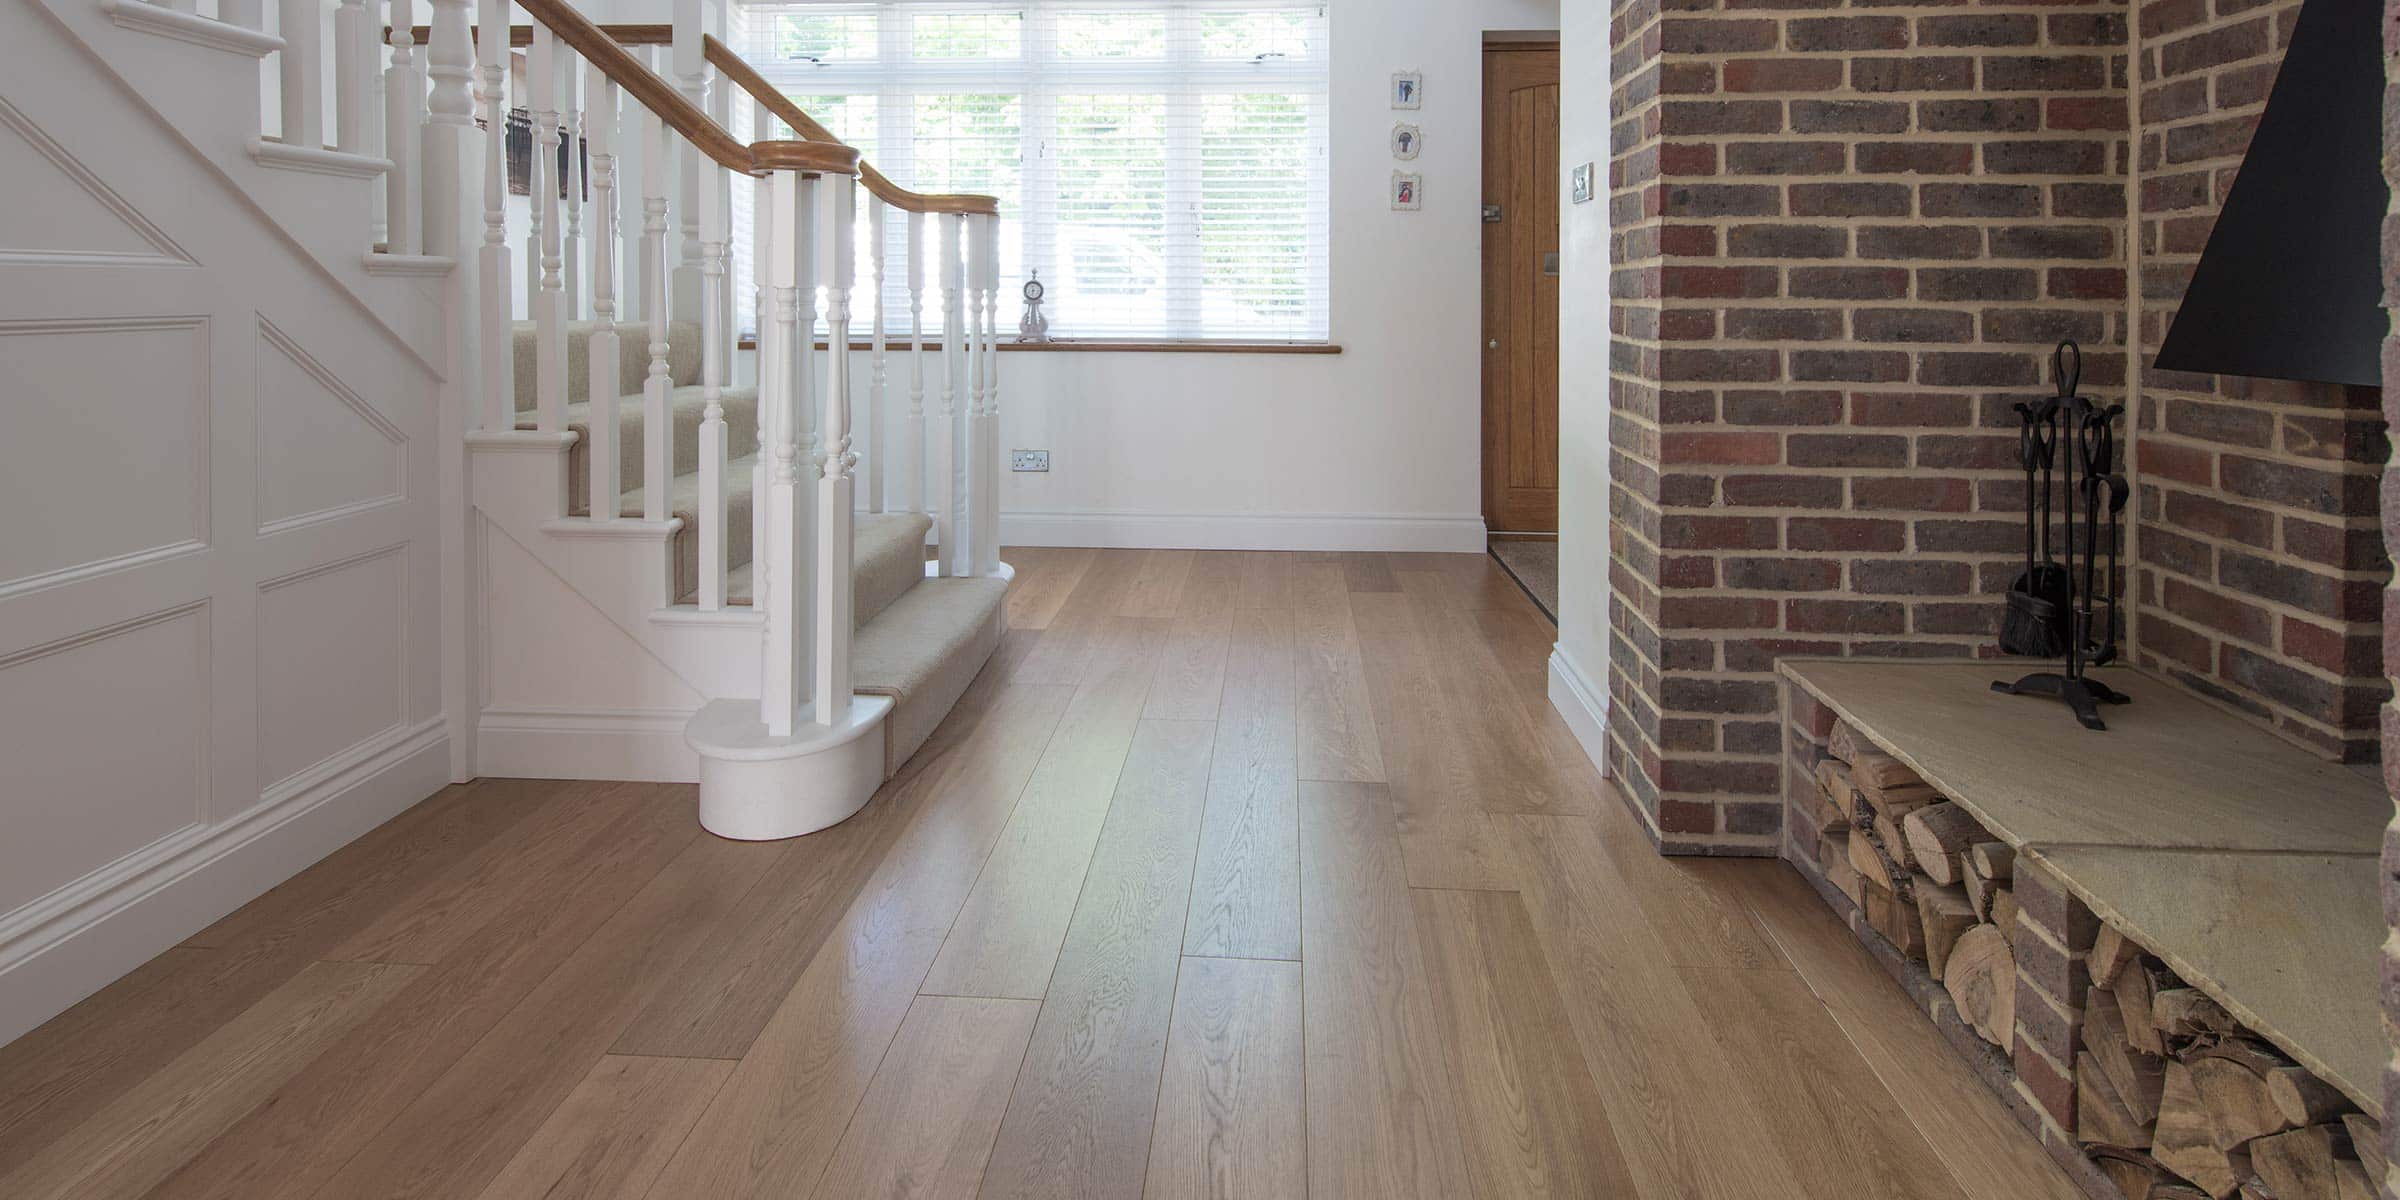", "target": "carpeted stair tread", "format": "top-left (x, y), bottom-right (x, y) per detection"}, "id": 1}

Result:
top-left (853, 575), bottom-right (1008, 774)
top-left (510, 319), bottom-right (702, 409)
top-left (695, 513), bottom-right (933, 631)
top-left (544, 385), bottom-right (762, 513)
